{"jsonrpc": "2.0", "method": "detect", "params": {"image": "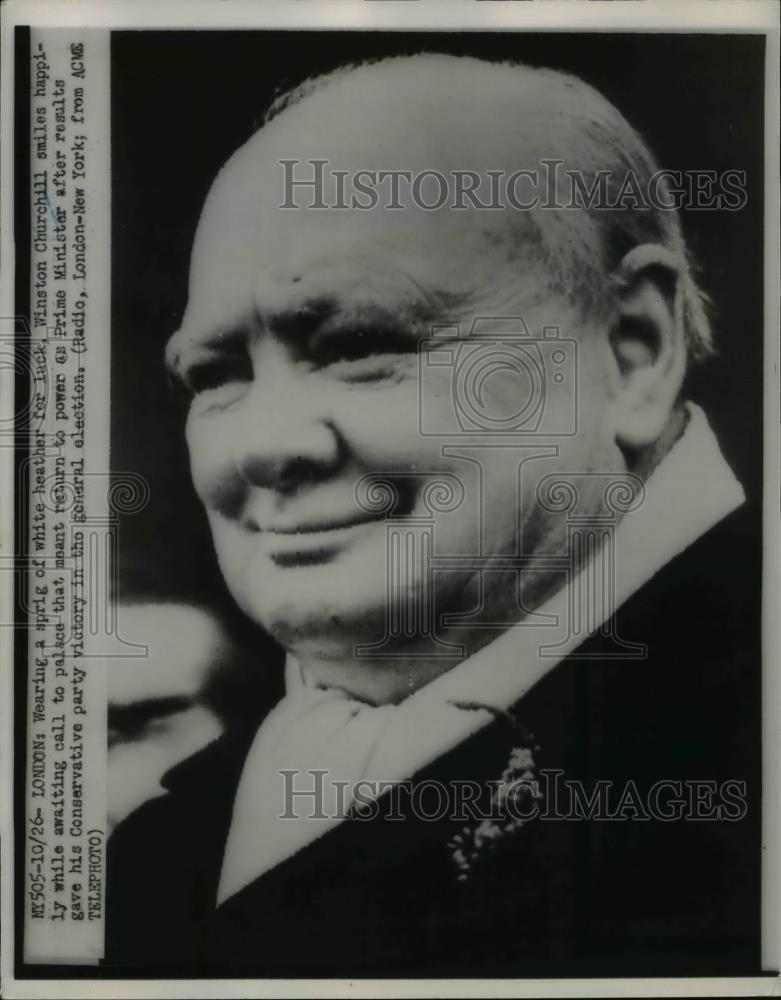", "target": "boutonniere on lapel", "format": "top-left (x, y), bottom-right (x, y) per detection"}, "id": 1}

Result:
top-left (447, 713), bottom-right (542, 883)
